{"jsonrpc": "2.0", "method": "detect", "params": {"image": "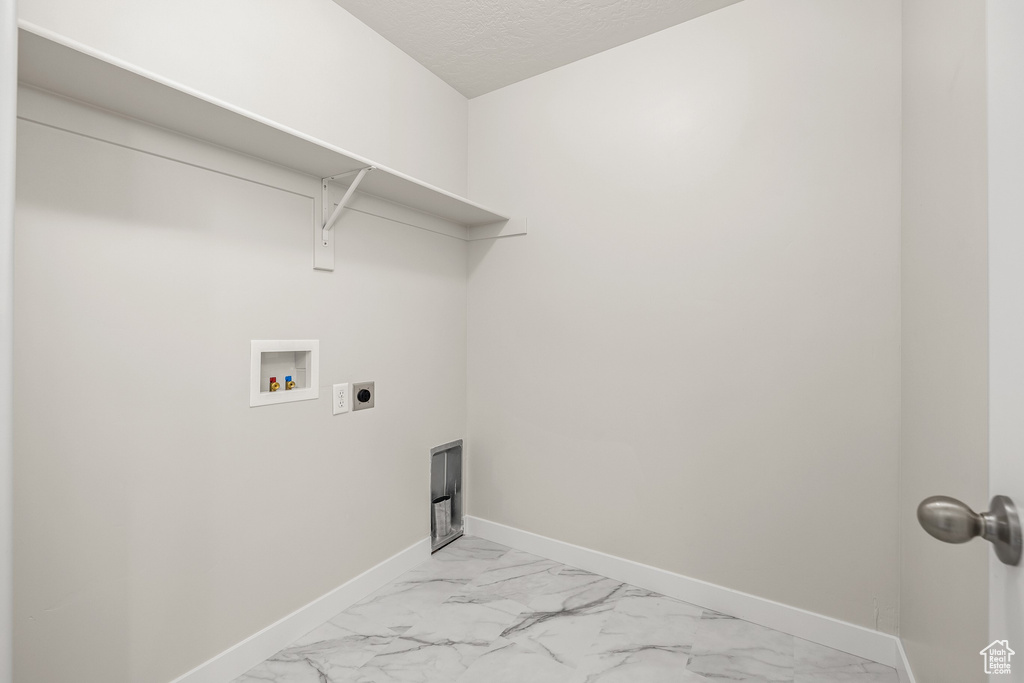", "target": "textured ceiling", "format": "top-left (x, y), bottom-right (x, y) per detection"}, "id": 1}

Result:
top-left (331, 0), bottom-right (744, 98)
